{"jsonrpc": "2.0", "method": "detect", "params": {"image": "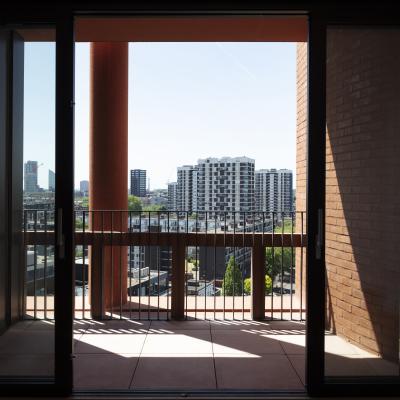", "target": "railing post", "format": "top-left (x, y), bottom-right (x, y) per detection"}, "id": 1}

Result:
top-left (252, 237), bottom-right (265, 320)
top-left (89, 234), bottom-right (104, 319)
top-left (171, 236), bottom-right (185, 320)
